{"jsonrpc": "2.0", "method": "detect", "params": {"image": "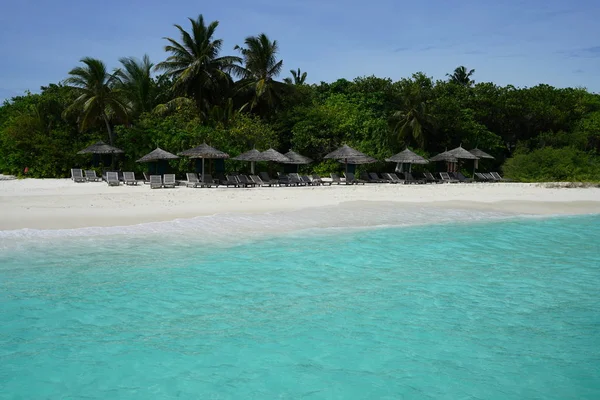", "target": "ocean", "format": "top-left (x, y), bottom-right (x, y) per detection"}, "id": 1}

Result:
top-left (1, 205), bottom-right (599, 399)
